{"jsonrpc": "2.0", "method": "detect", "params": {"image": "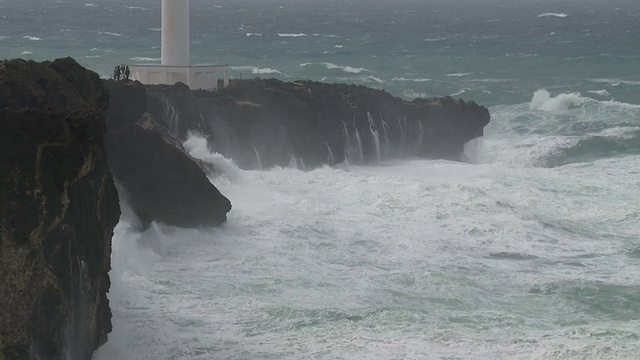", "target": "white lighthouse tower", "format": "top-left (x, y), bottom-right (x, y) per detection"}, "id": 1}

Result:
top-left (129, 0), bottom-right (229, 90)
